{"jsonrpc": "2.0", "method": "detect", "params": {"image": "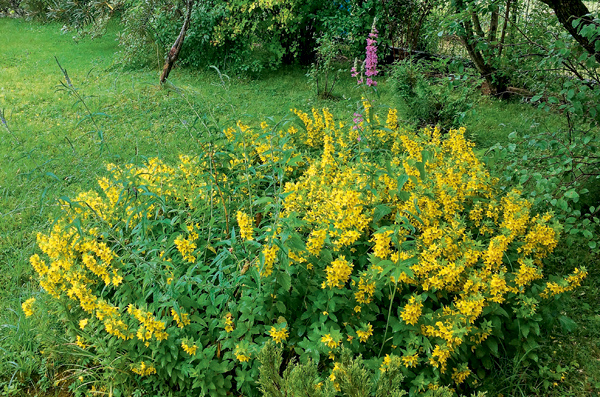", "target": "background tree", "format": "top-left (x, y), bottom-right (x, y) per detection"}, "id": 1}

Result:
top-left (538, 0), bottom-right (600, 63)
